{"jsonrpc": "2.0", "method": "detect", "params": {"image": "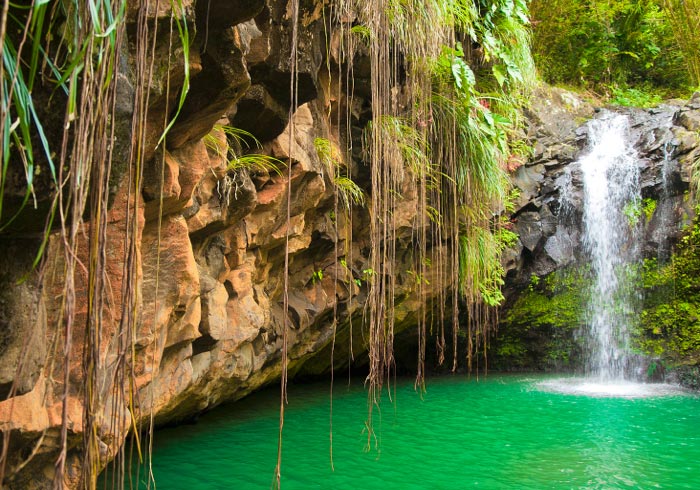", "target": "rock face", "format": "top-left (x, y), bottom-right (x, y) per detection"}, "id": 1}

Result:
top-left (0, 1), bottom-right (442, 488)
top-left (505, 89), bottom-right (699, 286)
